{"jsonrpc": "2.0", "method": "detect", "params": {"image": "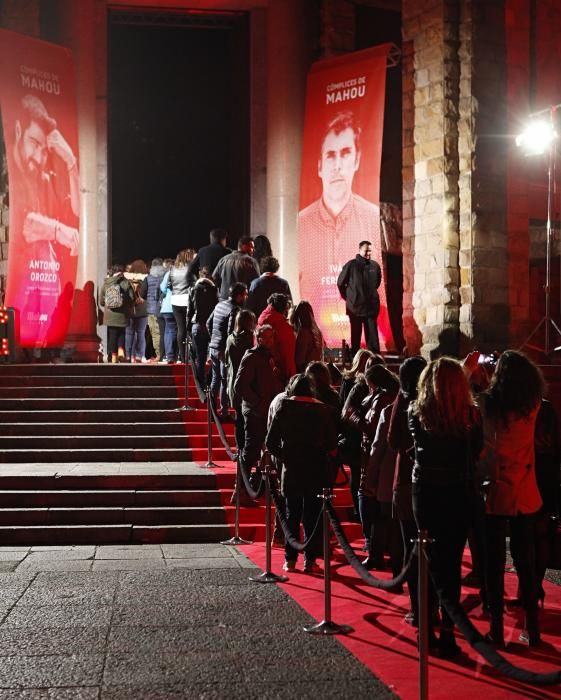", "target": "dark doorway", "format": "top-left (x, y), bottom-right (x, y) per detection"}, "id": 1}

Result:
top-left (108, 9), bottom-right (249, 266)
